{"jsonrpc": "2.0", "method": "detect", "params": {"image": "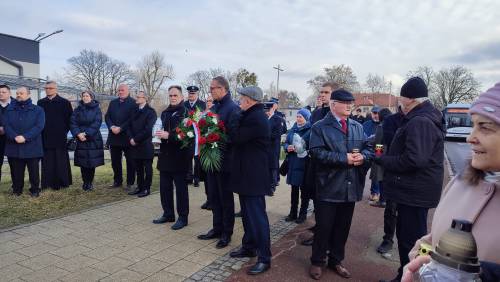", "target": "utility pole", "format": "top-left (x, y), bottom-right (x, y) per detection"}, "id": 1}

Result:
top-left (273, 64), bottom-right (284, 96)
